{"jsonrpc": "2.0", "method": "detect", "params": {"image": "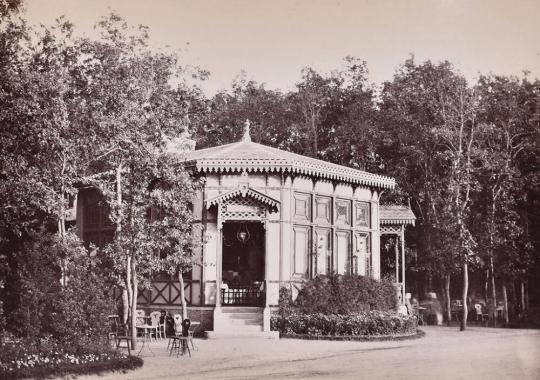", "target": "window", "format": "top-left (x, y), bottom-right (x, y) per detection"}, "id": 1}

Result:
top-left (335, 199), bottom-right (351, 226)
top-left (355, 202), bottom-right (370, 228)
top-left (314, 228), bottom-right (332, 275)
top-left (354, 233), bottom-right (370, 276)
top-left (335, 230), bottom-right (351, 274)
